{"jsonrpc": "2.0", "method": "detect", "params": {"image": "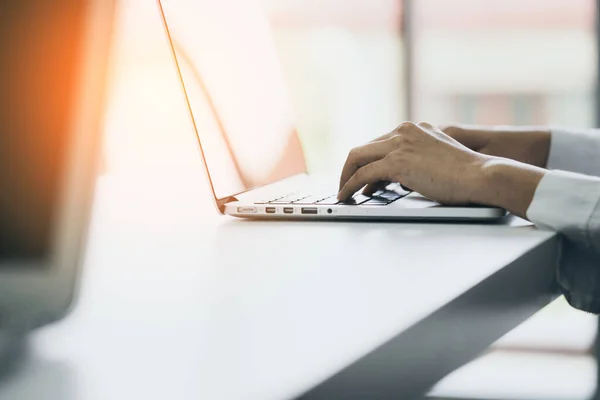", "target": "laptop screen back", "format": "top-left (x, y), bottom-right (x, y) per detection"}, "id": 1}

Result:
top-left (0, 2), bottom-right (87, 262)
top-left (159, 0), bottom-right (306, 200)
